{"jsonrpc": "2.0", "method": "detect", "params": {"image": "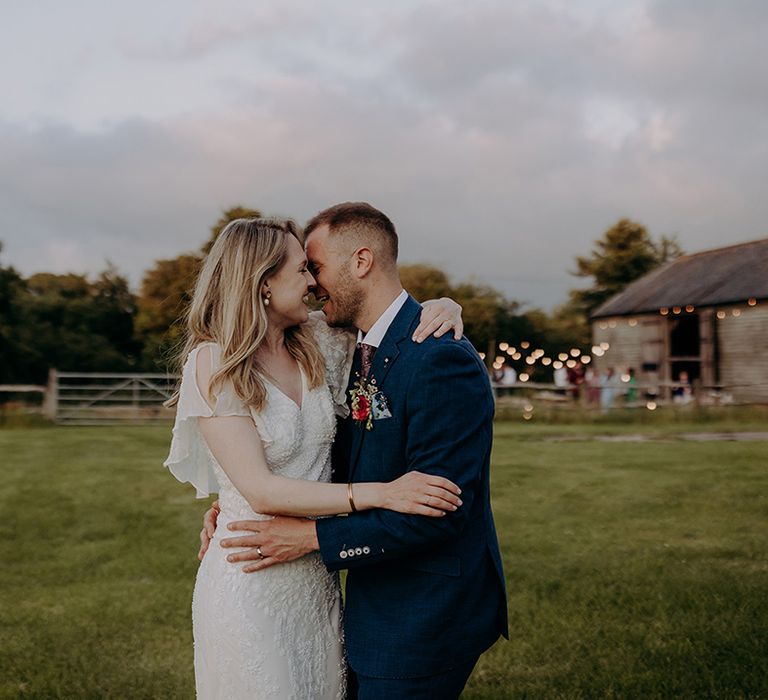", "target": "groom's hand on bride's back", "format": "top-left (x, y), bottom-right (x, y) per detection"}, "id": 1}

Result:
top-left (198, 501), bottom-right (220, 561)
top-left (221, 516), bottom-right (319, 573)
